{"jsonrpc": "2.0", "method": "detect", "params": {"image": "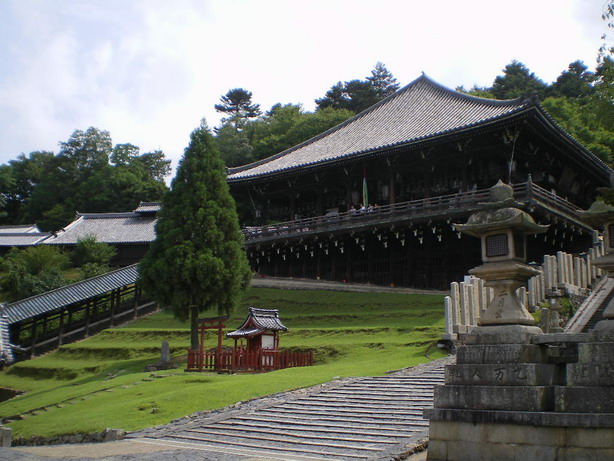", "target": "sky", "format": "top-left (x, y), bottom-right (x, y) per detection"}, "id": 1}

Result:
top-left (0, 0), bottom-right (609, 173)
